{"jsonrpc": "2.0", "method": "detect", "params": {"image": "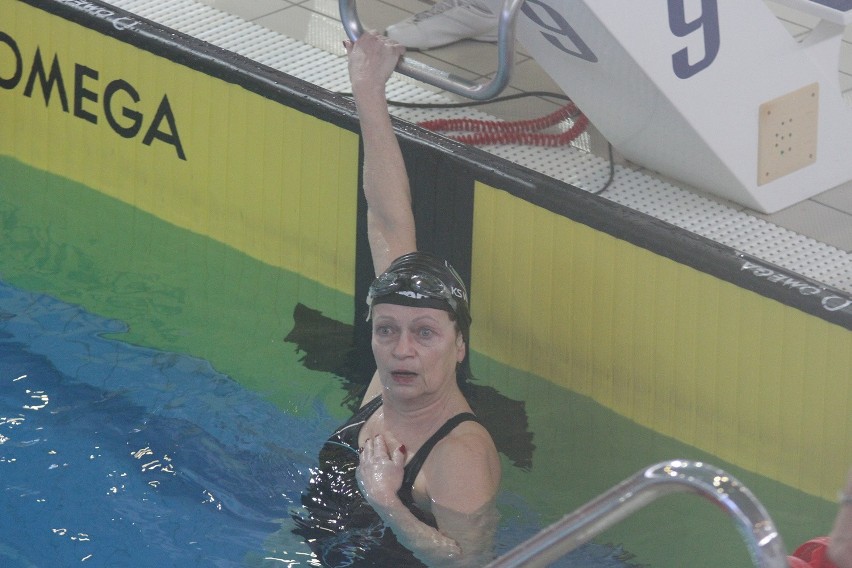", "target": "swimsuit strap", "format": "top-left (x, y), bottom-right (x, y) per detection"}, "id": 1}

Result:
top-left (327, 395), bottom-right (383, 449)
top-left (399, 412), bottom-right (480, 506)
top-left (354, 395), bottom-right (384, 423)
